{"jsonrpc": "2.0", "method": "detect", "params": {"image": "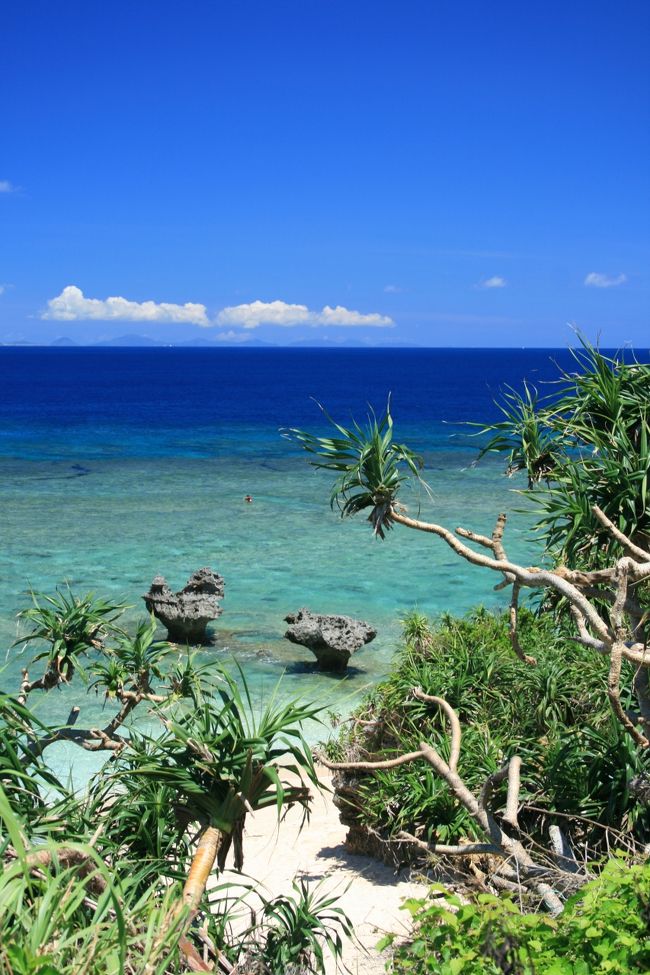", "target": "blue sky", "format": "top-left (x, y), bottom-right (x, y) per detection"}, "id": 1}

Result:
top-left (1, 0), bottom-right (648, 347)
